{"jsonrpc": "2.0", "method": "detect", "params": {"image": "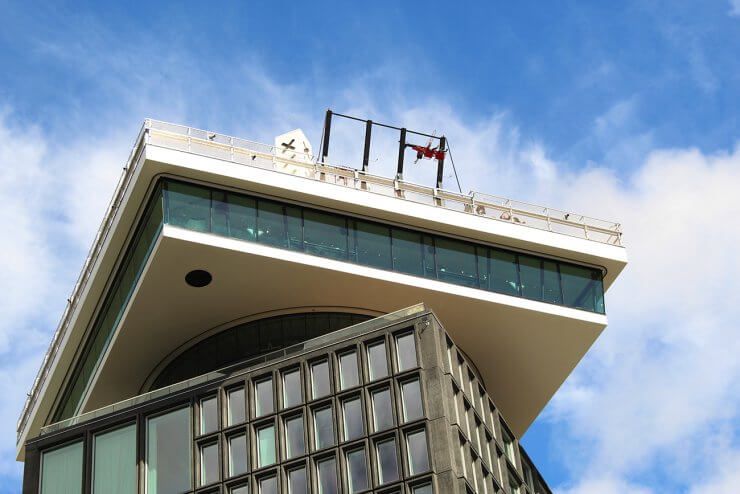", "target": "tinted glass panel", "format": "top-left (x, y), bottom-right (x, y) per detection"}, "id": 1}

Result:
top-left (285, 415), bottom-right (306, 459)
top-left (401, 379), bottom-right (423, 422)
top-left (212, 191), bottom-right (257, 240)
top-left (371, 388), bottom-right (393, 432)
top-left (227, 388), bottom-right (246, 426)
top-left (396, 332), bottom-right (417, 372)
top-left (343, 397), bottom-right (364, 441)
top-left (490, 250), bottom-right (520, 296)
top-left (147, 407), bottom-right (191, 494)
top-left (561, 263), bottom-right (604, 312)
top-left (311, 360), bottom-right (331, 399)
top-left (166, 182), bottom-right (210, 232)
top-left (346, 448), bottom-right (368, 493)
top-left (376, 438), bottom-right (399, 484)
top-left (41, 441), bottom-right (83, 494)
top-left (232, 485), bottom-right (249, 494)
top-left (422, 235), bottom-right (436, 278)
top-left (257, 425), bottom-right (276, 467)
top-left (200, 442), bottom-right (219, 486)
top-left (477, 247), bottom-right (490, 290)
top-left (256, 378), bottom-right (274, 417)
top-left (339, 351), bottom-right (359, 390)
top-left (367, 341), bottom-right (388, 381)
top-left (543, 260), bottom-right (562, 304)
top-left (259, 475), bottom-right (277, 494)
top-left (228, 434), bottom-right (247, 477)
top-left (413, 484), bottom-right (433, 494)
top-left (257, 200), bottom-right (301, 248)
top-left (283, 369), bottom-right (302, 408)
top-left (314, 406), bottom-right (335, 449)
top-left (391, 229), bottom-right (423, 276)
top-left (304, 210), bottom-right (347, 260)
top-left (288, 467), bottom-right (308, 494)
top-left (317, 457), bottom-right (338, 494)
top-left (353, 220), bottom-right (392, 269)
top-left (93, 425), bottom-right (135, 494)
top-left (200, 396), bottom-right (218, 435)
top-left (435, 237), bottom-right (478, 287)
top-left (519, 255), bottom-right (543, 301)
top-left (406, 429), bottom-right (430, 475)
